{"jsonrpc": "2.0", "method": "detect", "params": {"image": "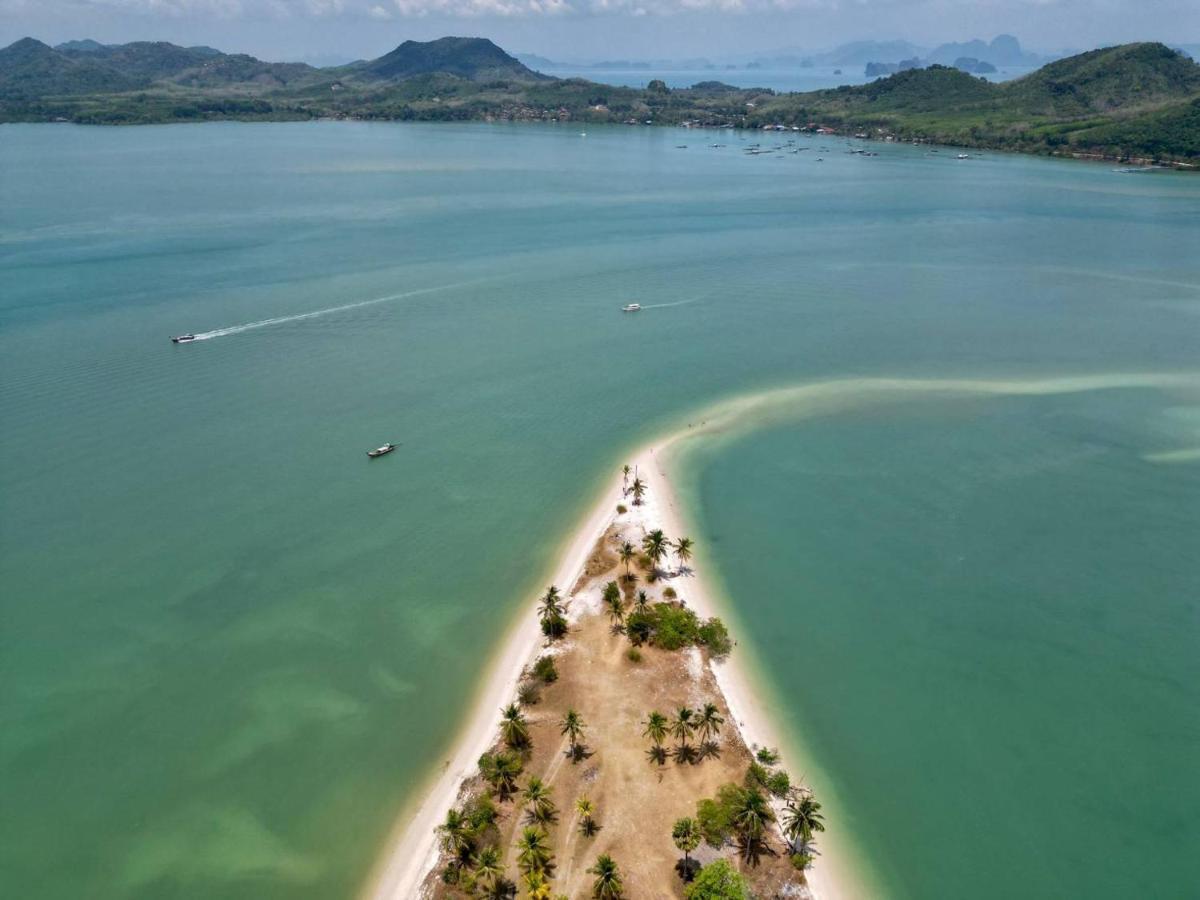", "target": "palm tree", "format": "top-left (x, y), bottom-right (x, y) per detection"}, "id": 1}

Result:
top-left (525, 871), bottom-right (553, 899)
top-left (642, 529), bottom-right (669, 570)
top-left (479, 750), bottom-right (522, 801)
top-left (575, 795), bottom-right (597, 836)
top-left (673, 536), bottom-right (694, 572)
top-left (500, 703), bottom-right (530, 750)
top-left (697, 702), bottom-right (724, 743)
top-left (480, 874), bottom-right (517, 900)
top-left (782, 790), bottom-right (826, 851)
top-left (642, 710), bottom-right (668, 746)
top-left (619, 541), bottom-right (635, 577)
top-left (671, 706), bottom-right (695, 750)
top-left (622, 464), bottom-right (631, 492)
top-left (602, 581), bottom-right (623, 627)
top-left (472, 846), bottom-right (504, 892)
top-left (671, 817), bottom-right (701, 879)
top-left (522, 777), bottom-right (556, 825)
top-left (634, 590), bottom-right (650, 615)
top-left (630, 477), bottom-right (646, 505)
top-left (560, 709), bottom-right (586, 755)
top-left (515, 827), bottom-right (551, 877)
top-left (436, 808), bottom-right (474, 863)
top-left (587, 854), bottom-right (624, 899)
top-left (538, 585), bottom-right (567, 639)
top-left (732, 787), bottom-right (774, 845)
